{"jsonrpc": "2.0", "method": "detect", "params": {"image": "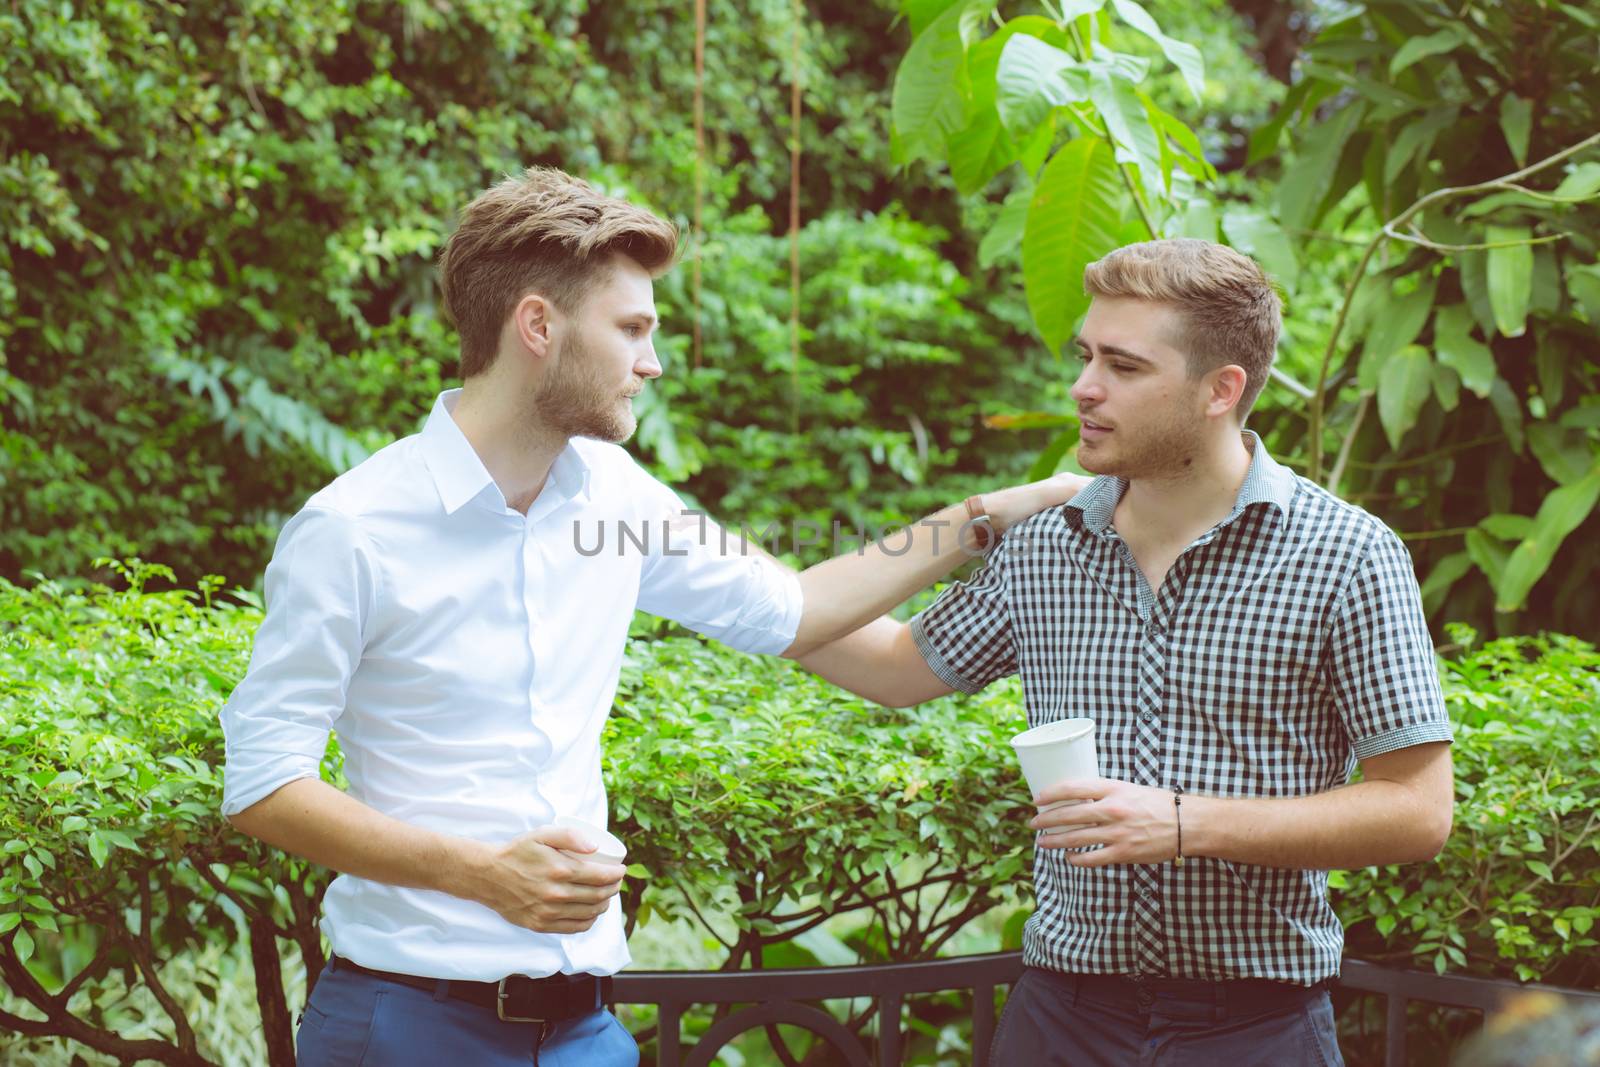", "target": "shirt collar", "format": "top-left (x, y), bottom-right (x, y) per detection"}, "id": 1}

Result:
top-left (419, 390), bottom-right (593, 516)
top-left (1065, 429), bottom-right (1296, 537)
